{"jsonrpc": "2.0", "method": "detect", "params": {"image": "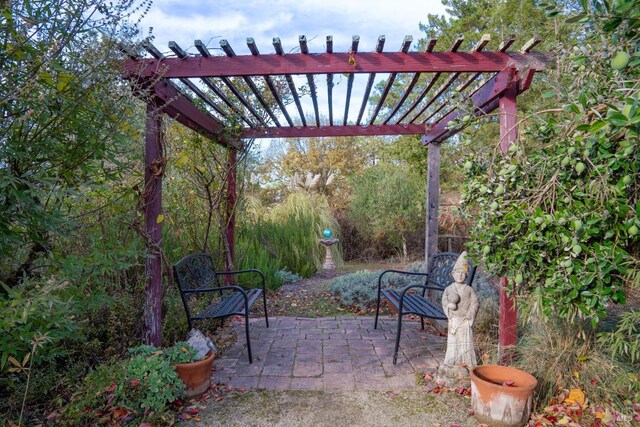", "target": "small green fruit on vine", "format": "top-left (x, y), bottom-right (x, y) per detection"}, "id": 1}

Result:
top-left (464, 161), bottom-right (473, 170)
top-left (575, 162), bottom-right (586, 174)
top-left (490, 201), bottom-right (499, 210)
top-left (561, 157), bottom-right (570, 166)
top-left (495, 184), bottom-right (505, 195)
top-left (630, 225), bottom-right (639, 236)
top-left (622, 175), bottom-right (632, 185)
top-left (568, 147), bottom-right (576, 155)
top-left (572, 245), bottom-right (582, 255)
top-left (611, 51), bottom-right (630, 70)
top-left (482, 245), bottom-right (490, 255)
top-left (515, 273), bottom-right (523, 284)
top-left (574, 220), bottom-right (583, 231)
